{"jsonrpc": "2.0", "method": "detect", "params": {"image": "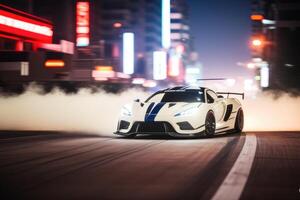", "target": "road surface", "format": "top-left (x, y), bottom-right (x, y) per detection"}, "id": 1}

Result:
top-left (0, 131), bottom-right (299, 200)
